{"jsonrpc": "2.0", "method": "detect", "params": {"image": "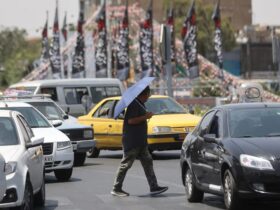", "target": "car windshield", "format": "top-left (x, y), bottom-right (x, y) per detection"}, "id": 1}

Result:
top-left (0, 117), bottom-right (19, 146)
top-left (229, 107), bottom-right (280, 138)
top-left (27, 101), bottom-right (64, 120)
top-left (145, 98), bottom-right (186, 115)
top-left (0, 107), bottom-right (51, 128)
